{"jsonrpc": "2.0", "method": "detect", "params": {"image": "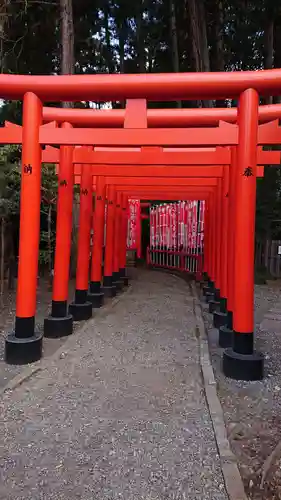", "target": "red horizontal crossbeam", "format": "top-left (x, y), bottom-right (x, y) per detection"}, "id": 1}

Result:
top-left (43, 126), bottom-right (237, 146)
top-left (72, 148), bottom-right (231, 166)
top-left (1, 69), bottom-right (281, 100)
top-left (42, 146), bottom-right (230, 166)
top-left (71, 166), bottom-right (263, 181)
top-left (69, 165), bottom-right (224, 178)
top-left (75, 177), bottom-right (218, 187)
top-left (42, 103), bottom-right (281, 128)
top-left (2, 122), bottom-right (281, 147)
top-left (134, 194), bottom-right (209, 200)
